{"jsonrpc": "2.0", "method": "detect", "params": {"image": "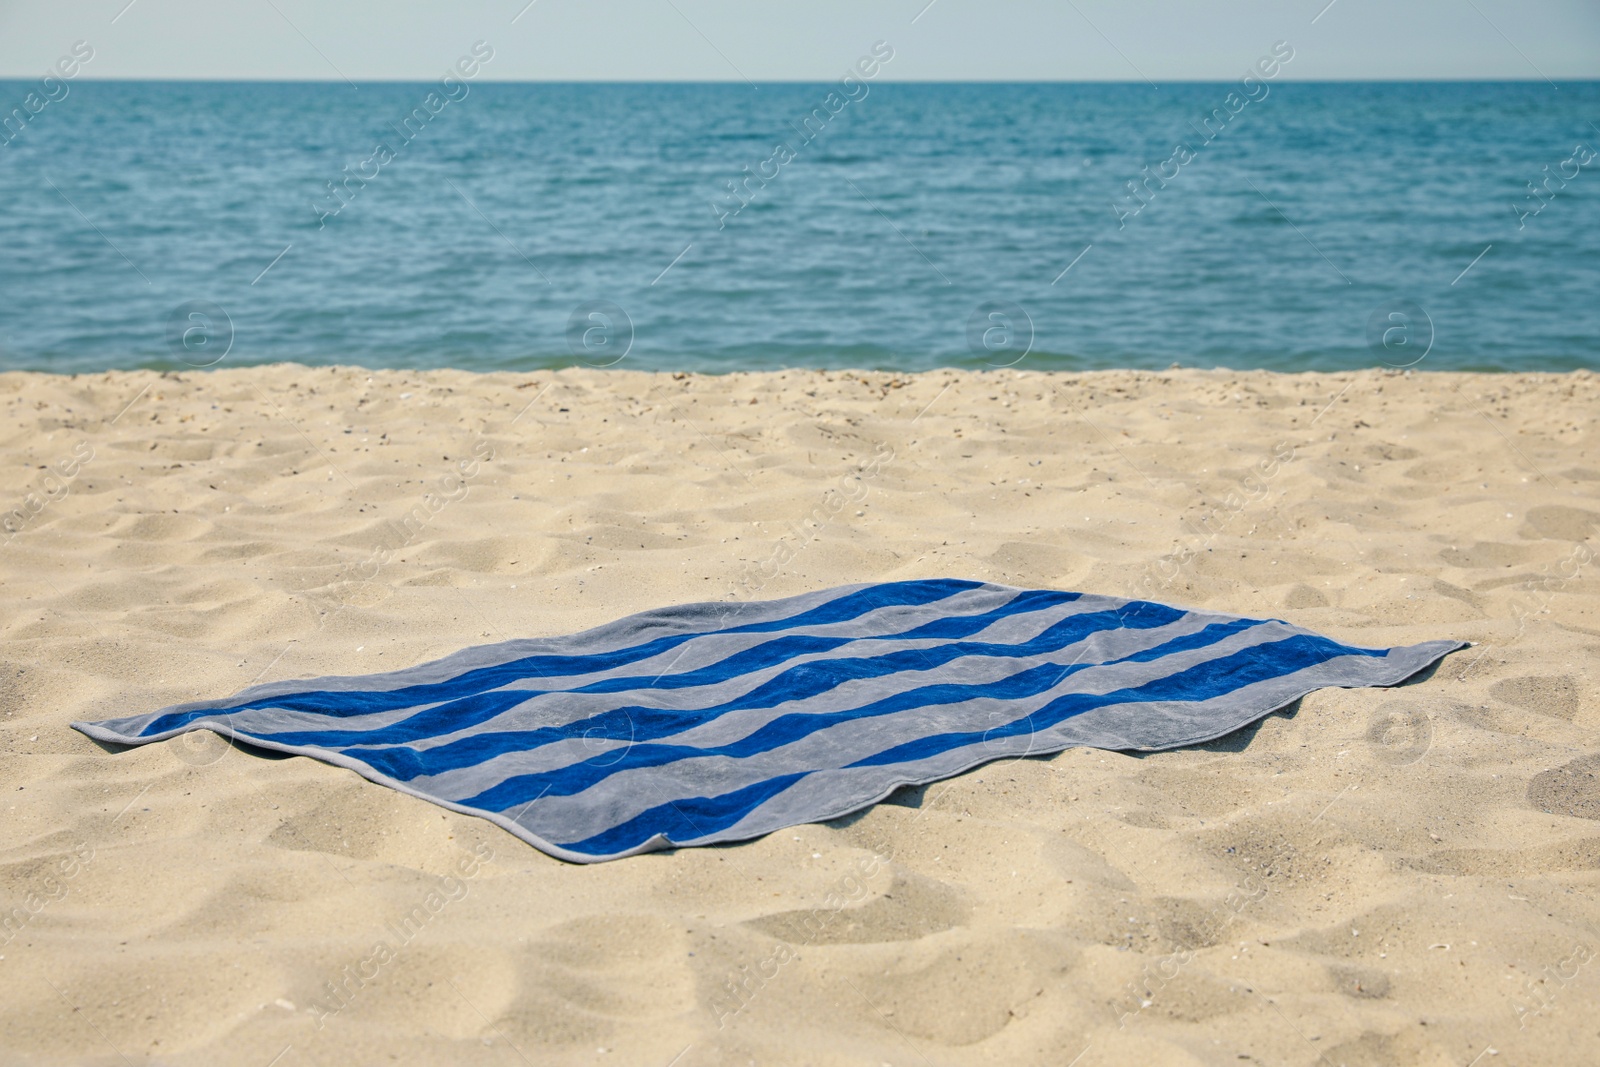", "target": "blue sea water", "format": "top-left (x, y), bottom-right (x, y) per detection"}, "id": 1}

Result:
top-left (1, 79), bottom-right (1596, 375)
